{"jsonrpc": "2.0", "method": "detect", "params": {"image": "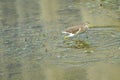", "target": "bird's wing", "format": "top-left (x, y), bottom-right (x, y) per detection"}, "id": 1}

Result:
top-left (75, 28), bottom-right (81, 34)
top-left (65, 26), bottom-right (79, 34)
